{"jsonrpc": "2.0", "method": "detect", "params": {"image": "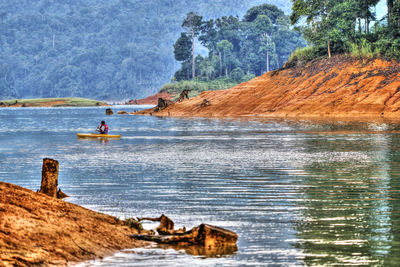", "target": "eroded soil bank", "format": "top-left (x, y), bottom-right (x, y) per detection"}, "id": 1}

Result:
top-left (126, 92), bottom-right (173, 105)
top-left (0, 182), bottom-right (147, 266)
top-left (136, 56), bottom-right (400, 119)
